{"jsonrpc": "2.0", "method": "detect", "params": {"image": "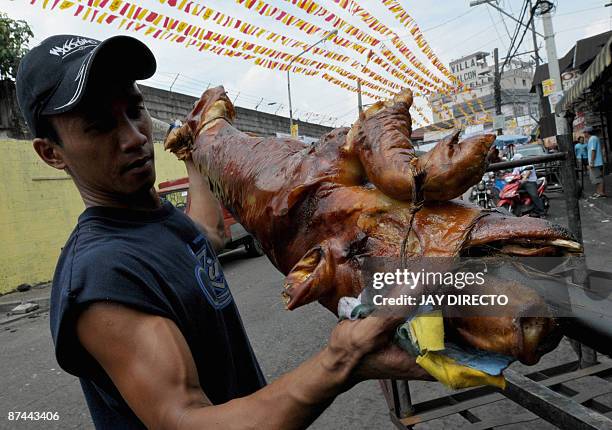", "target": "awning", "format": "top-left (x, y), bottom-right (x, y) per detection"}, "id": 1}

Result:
top-left (556, 35), bottom-right (612, 114)
top-left (494, 134), bottom-right (529, 148)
